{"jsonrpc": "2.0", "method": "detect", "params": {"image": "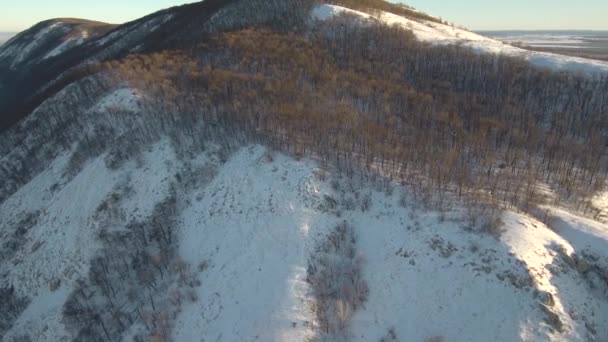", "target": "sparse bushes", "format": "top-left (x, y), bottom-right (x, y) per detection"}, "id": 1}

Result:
top-left (322, 194), bottom-right (338, 212)
top-left (307, 222), bottom-right (368, 341)
top-left (464, 202), bottom-right (504, 238)
top-left (360, 193), bottom-right (372, 211)
top-left (380, 327), bottom-right (398, 342)
top-left (63, 189), bottom-right (198, 341)
top-left (0, 286), bottom-right (30, 337)
top-left (399, 191), bottom-right (408, 208)
top-left (263, 149), bottom-right (275, 163)
top-left (479, 212), bottom-right (504, 237)
top-left (425, 336), bottom-right (444, 342)
top-left (65, 125), bottom-right (115, 177)
top-left (0, 210), bottom-right (40, 262)
top-left (331, 179), bottom-right (341, 191)
top-left (175, 163), bottom-right (218, 193)
top-left (104, 130), bottom-right (150, 170)
top-left (342, 196), bottom-right (356, 211)
top-left (49, 278), bottom-right (61, 292)
top-left (11, 335), bottom-right (32, 342)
